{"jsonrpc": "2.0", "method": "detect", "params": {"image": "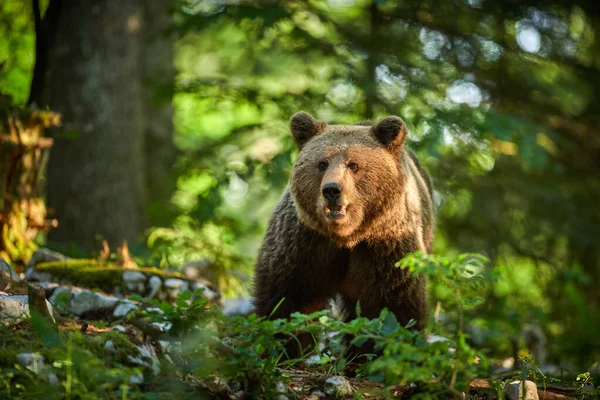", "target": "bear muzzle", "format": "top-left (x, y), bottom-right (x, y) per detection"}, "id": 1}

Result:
top-left (325, 204), bottom-right (348, 220)
top-left (321, 182), bottom-right (349, 221)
